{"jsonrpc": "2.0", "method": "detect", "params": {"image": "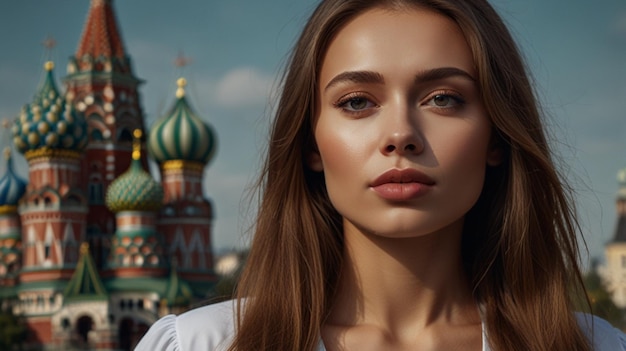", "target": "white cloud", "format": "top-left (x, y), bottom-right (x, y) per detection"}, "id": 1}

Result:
top-left (214, 67), bottom-right (275, 108)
